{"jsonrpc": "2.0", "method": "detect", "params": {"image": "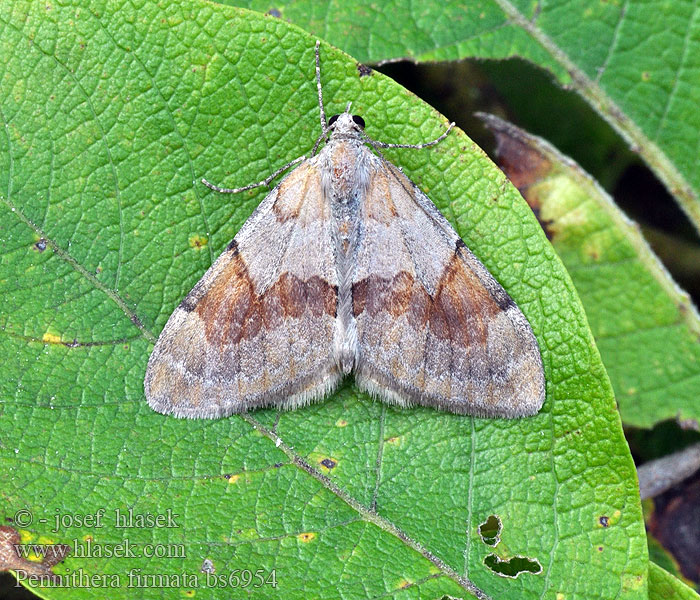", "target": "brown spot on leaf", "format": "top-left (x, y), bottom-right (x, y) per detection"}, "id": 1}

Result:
top-left (189, 234), bottom-right (208, 249)
top-left (320, 458), bottom-right (337, 469)
top-left (357, 63), bottom-right (373, 77)
top-left (478, 113), bottom-right (556, 238)
top-left (489, 127), bottom-right (552, 191)
top-left (130, 313), bottom-right (145, 328)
